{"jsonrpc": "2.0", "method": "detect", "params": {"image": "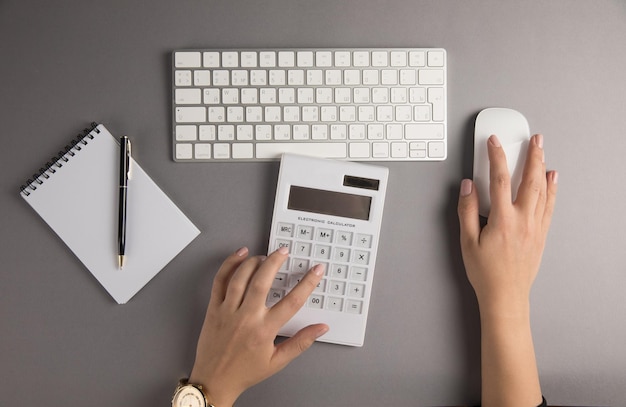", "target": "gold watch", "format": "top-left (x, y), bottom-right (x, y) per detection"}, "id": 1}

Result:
top-left (171, 378), bottom-right (215, 407)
